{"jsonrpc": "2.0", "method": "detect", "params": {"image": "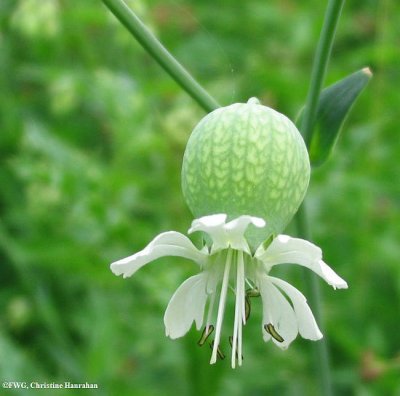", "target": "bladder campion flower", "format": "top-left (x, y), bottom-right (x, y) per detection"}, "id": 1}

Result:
top-left (111, 214), bottom-right (347, 368)
top-left (111, 99), bottom-right (348, 368)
